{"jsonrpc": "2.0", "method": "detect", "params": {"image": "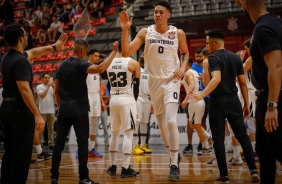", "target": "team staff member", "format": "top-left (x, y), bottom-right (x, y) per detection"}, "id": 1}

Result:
top-left (50, 39), bottom-right (118, 184)
top-left (236, 0), bottom-right (282, 183)
top-left (190, 29), bottom-right (259, 183)
top-left (0, 23), bottom-right (68, 184)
